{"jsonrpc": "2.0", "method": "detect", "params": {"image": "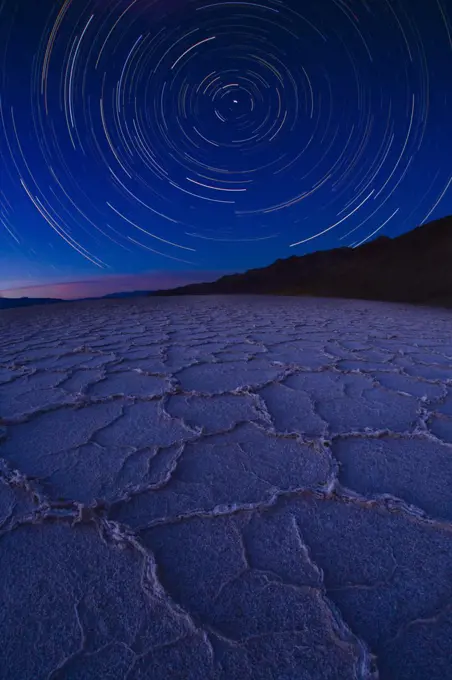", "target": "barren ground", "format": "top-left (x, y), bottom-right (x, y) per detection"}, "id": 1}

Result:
top-left (1, 295), bottom-right (452, 679)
